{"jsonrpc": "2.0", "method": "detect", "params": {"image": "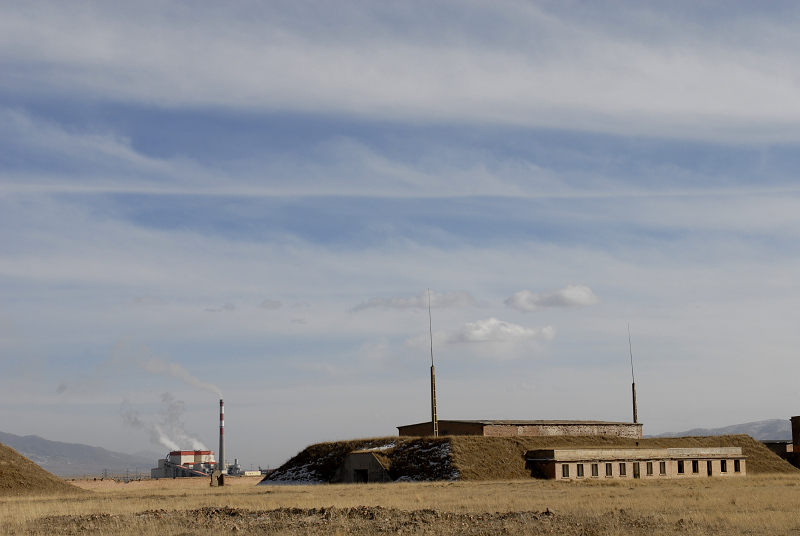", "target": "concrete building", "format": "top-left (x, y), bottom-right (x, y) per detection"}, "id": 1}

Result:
top-left (762, 440), bottom-right (794, 465)
top-left (790, 416), bottom-right (800, 468)
top-left (333, 451), bottom-right (392, 483)
top-left (398, 420), bottom-right (643, 439)
top-left (526, 447), bottom-right (746, 480)
top-left (151, 450), bottom-right (217, 479)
